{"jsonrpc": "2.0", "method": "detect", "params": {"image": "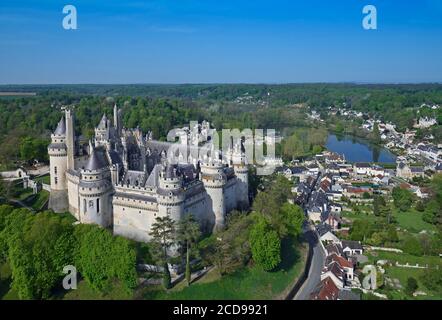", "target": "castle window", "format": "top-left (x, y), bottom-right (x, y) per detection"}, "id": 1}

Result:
top-left (89, 200), bottom-right (94, 208)
top-left (54, 177), bottom-right (58, 185)
top-left (97, 199), bottom-right (100, 213)
top-left (54, 166), bottom-right (57, 174)
top-left (83, 199), bottom-right (86, 213)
